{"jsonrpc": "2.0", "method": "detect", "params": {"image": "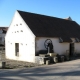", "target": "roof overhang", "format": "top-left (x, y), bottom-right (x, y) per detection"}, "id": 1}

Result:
top-left (59, 37), bottom-right (80, 43)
